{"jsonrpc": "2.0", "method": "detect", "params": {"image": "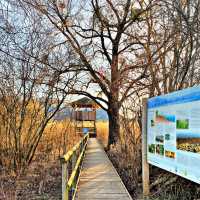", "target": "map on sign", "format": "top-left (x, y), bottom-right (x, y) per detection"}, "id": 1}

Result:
top-left (147, 86), bottom-right (200, 184)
